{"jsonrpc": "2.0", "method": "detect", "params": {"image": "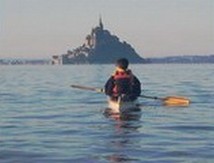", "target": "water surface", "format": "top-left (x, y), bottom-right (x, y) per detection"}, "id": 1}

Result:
top-left (0, 64), bottom-right (213, 162)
